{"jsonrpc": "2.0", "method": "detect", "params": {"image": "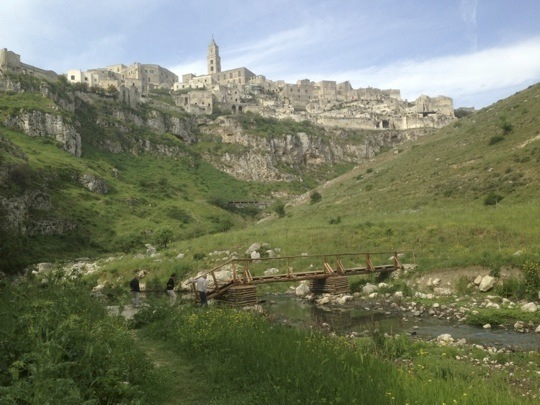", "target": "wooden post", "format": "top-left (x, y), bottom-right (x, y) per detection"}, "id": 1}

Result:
top-left (366, 253), bottom-right (374, 271)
